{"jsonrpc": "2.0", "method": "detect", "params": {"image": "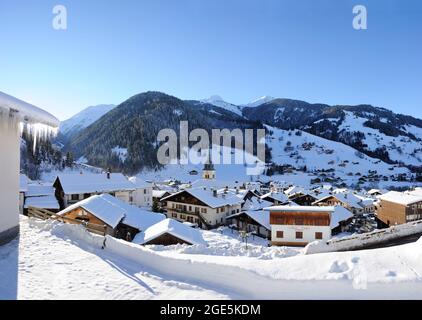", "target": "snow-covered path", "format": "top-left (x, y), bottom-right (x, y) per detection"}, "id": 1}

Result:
top-left (0, 217), bottom-right (228, 300)
top-left (1, 217), bottom-right (422, 300)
